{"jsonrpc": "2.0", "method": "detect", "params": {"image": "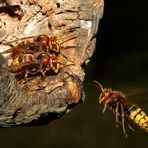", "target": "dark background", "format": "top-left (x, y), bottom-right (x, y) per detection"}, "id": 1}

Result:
top-left (0, 0), bottom-right (148, 147)
top-left (93, 0), bottom-right (148, 83)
